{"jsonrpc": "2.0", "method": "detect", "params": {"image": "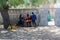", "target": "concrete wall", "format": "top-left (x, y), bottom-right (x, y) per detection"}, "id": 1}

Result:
top-left (0, 8), bottom-right (56, 26)
top-left (54, 8), bottom-right (60, 26)
top-left (0, 8), bottom-right (40, 25)
top-left (39, 8), bottom-right (48, 26)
